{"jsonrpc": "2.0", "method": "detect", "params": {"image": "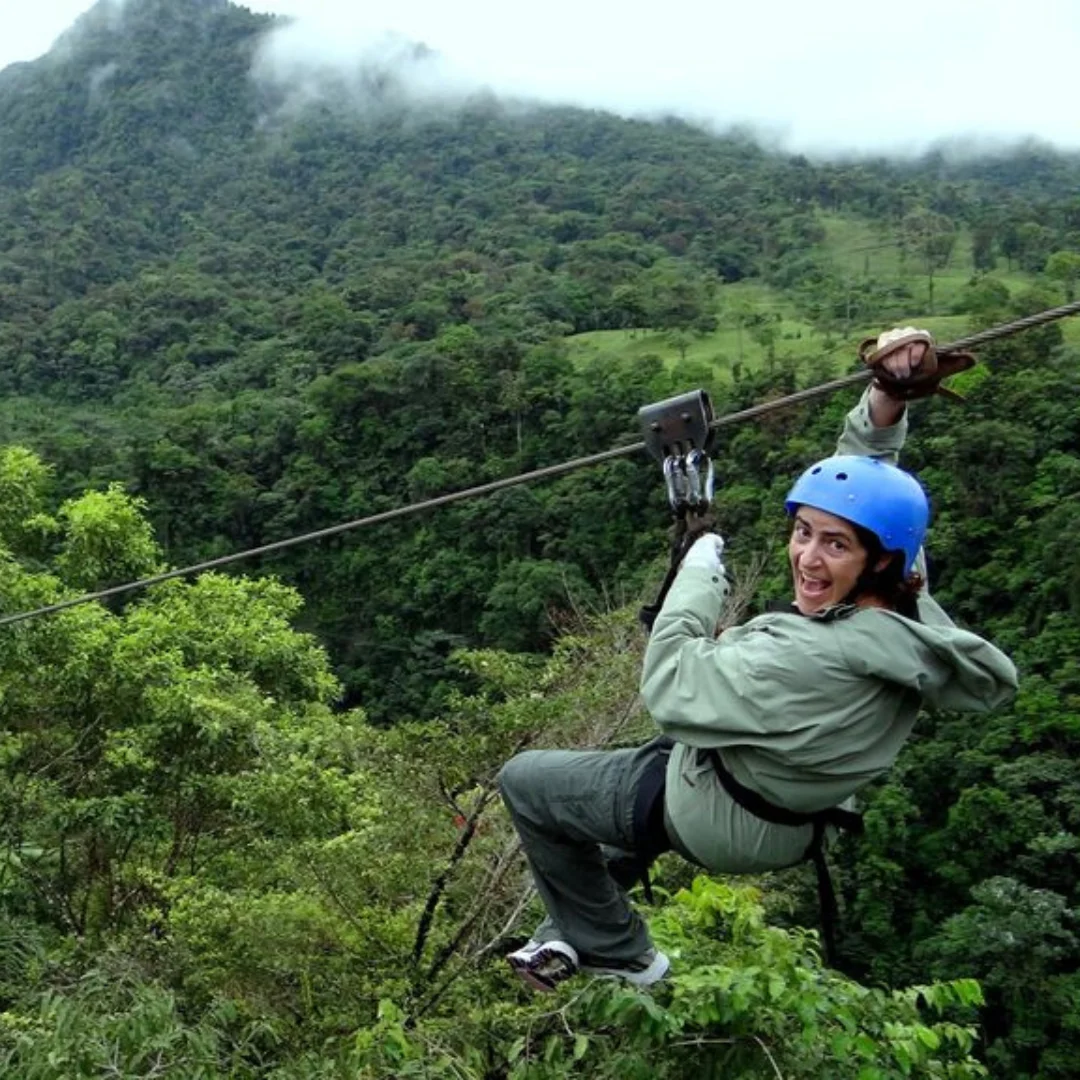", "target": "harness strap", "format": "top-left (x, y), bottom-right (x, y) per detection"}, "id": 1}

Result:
top-left (638, 517), bottom-right (688, 633)
top-left (639, 513), bottom-right (717, 632)
top-left (705, 749), bottom-right (863, 964)
top-left (626, 738), bottom-right (675, 904)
